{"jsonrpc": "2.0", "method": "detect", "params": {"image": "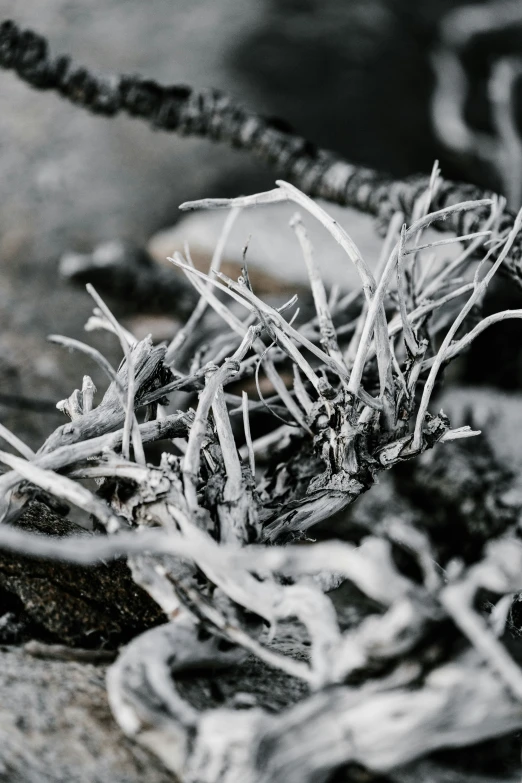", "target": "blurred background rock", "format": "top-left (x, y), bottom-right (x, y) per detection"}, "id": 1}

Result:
top-left (1, 0), bottom-right (522, 448)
